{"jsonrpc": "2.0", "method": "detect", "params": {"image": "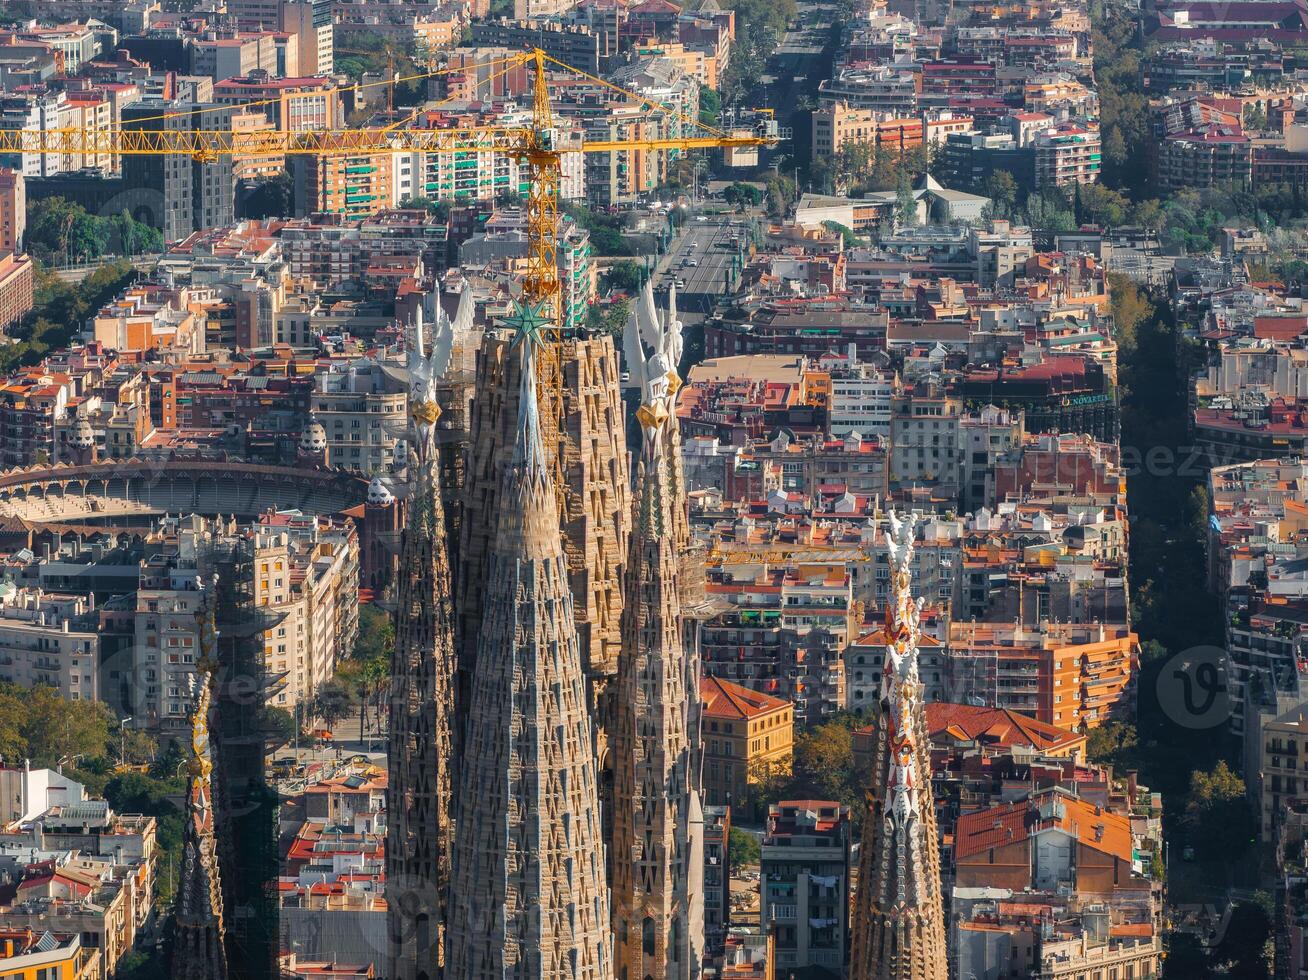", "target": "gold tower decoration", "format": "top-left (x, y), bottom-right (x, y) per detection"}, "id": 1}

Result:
top-left (171, 603), bottom-right (230, 980)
